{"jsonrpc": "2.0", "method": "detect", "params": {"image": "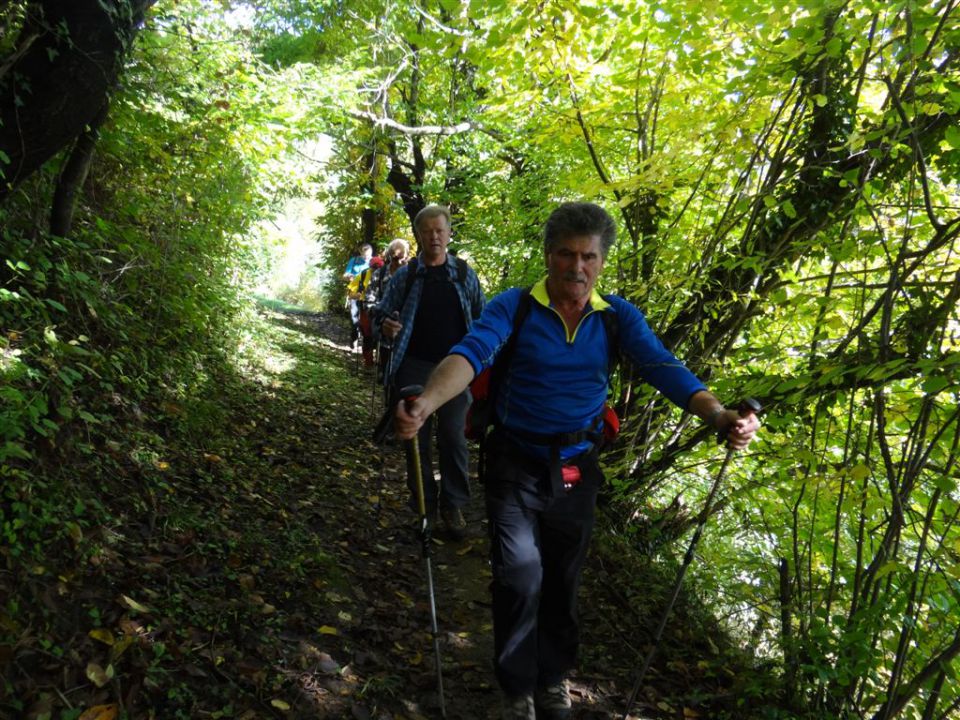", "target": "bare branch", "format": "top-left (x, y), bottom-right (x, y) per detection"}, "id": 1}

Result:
top-left (349, 109), bottom-right (483, 137)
